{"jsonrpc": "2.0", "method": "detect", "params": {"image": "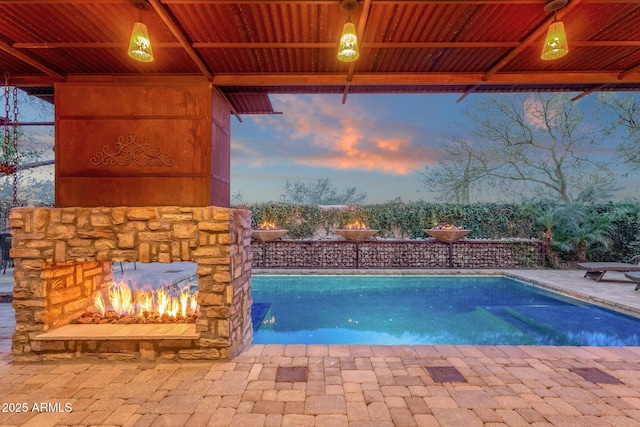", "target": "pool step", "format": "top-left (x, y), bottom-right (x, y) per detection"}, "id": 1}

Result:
top-left (499, 306), bottom-right (568, 345)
